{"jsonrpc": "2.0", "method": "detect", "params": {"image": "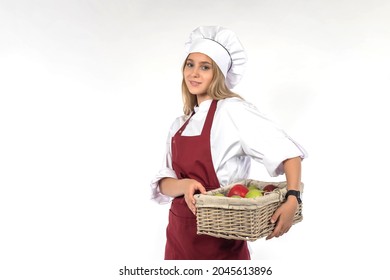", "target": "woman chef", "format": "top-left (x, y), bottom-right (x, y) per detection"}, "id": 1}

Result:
top-left (150, 26), bottom-right (307, 260)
